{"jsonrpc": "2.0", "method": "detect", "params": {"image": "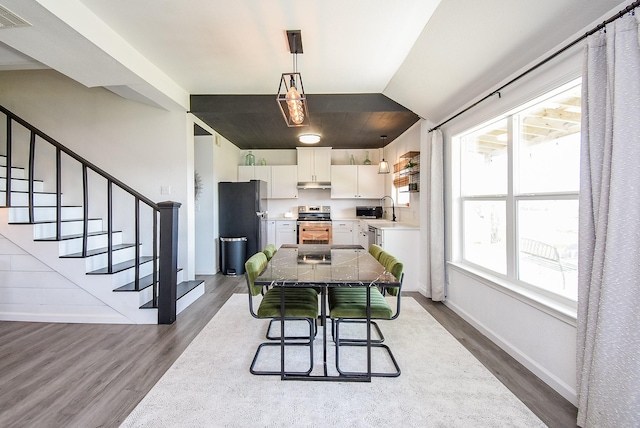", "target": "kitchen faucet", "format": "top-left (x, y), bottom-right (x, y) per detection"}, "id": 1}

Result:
top-left (380, 195), bottom-right (396, 222)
